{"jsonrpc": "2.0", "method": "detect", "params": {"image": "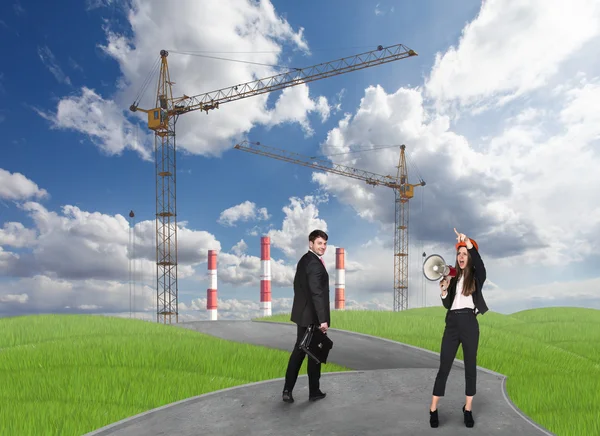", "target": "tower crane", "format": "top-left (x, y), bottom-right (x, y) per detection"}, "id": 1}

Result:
top-left (129, 43), bottom-right (418, 323)
top-left (233, 140), bottom-right (425, 311)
